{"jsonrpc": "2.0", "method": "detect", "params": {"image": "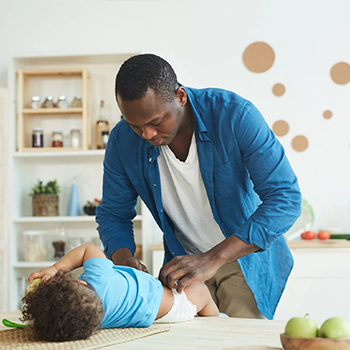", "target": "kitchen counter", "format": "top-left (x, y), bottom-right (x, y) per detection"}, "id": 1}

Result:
top-left (0, 310), bottom-right (284, 349)
top-left (150, 239), bottom-right (350, 251)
